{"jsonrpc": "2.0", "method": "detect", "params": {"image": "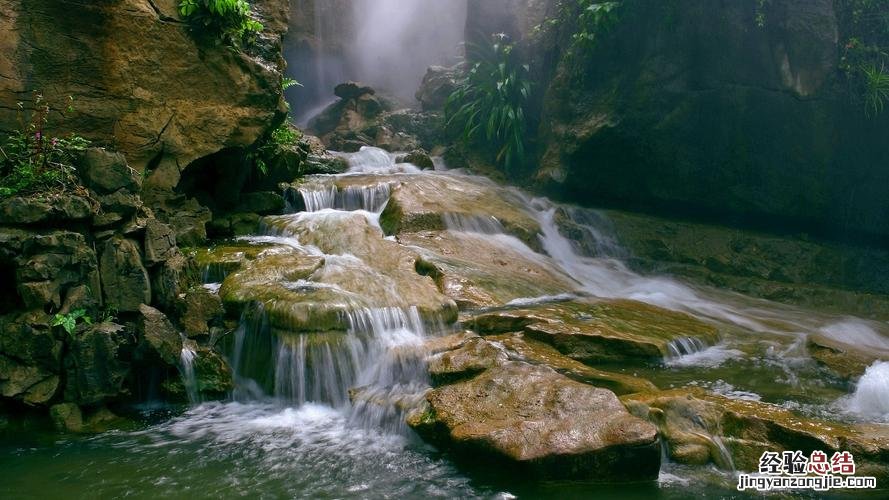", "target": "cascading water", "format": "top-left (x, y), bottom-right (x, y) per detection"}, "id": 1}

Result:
top-left (179, 337), bottom-right (200, 405)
